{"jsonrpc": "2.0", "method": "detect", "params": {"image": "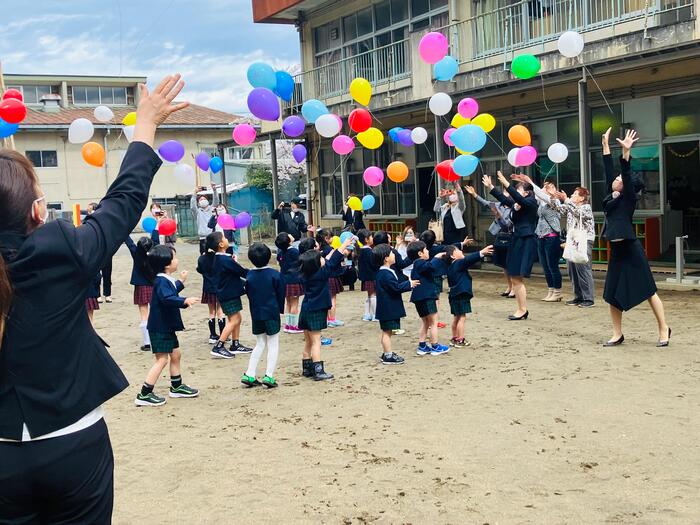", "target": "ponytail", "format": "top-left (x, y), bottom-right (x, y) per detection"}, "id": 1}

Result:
top-left (0, 256), bottom-right (11, 350)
